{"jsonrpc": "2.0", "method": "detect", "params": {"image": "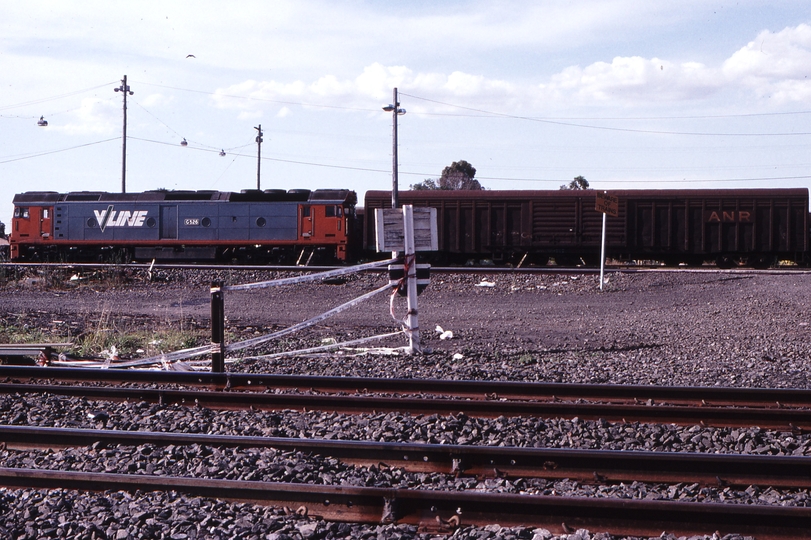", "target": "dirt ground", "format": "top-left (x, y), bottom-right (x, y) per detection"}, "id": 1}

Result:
top-left (1, 267), bottom-right (810, 388)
